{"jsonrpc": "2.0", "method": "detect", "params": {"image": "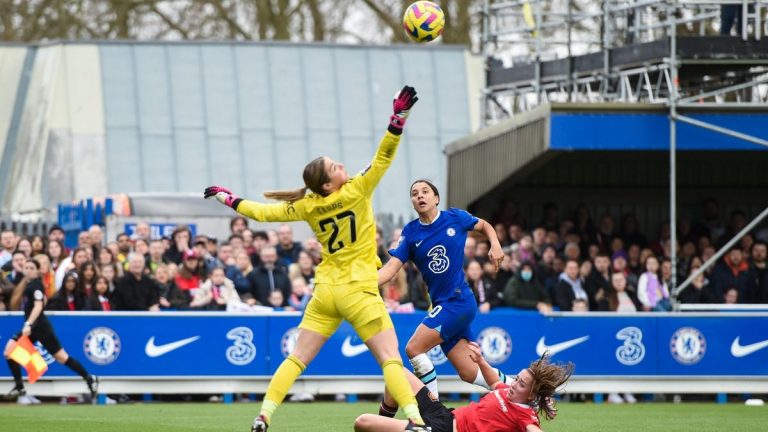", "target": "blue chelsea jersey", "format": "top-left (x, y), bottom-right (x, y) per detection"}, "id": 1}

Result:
top-left (389, 208), bottom-right (478, 304)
